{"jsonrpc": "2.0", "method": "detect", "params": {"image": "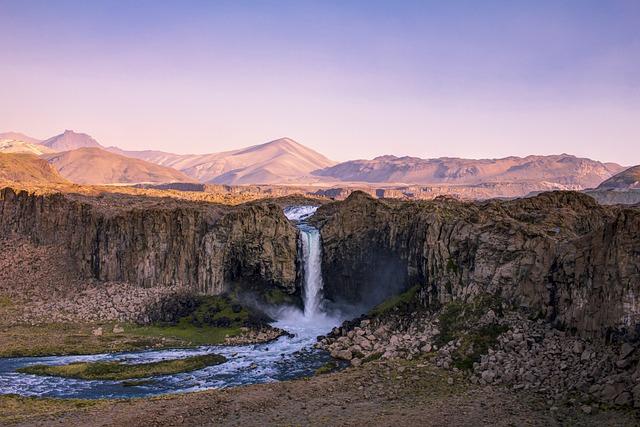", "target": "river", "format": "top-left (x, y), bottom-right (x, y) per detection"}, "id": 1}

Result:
top-left (0, 206), bottom-right (343, 399)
